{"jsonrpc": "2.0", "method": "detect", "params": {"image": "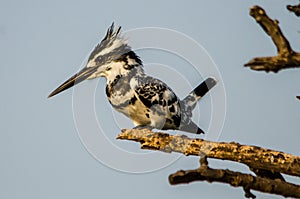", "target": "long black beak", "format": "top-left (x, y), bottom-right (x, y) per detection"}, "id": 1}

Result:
top-left (48, 67), bottom-right (97, 98)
